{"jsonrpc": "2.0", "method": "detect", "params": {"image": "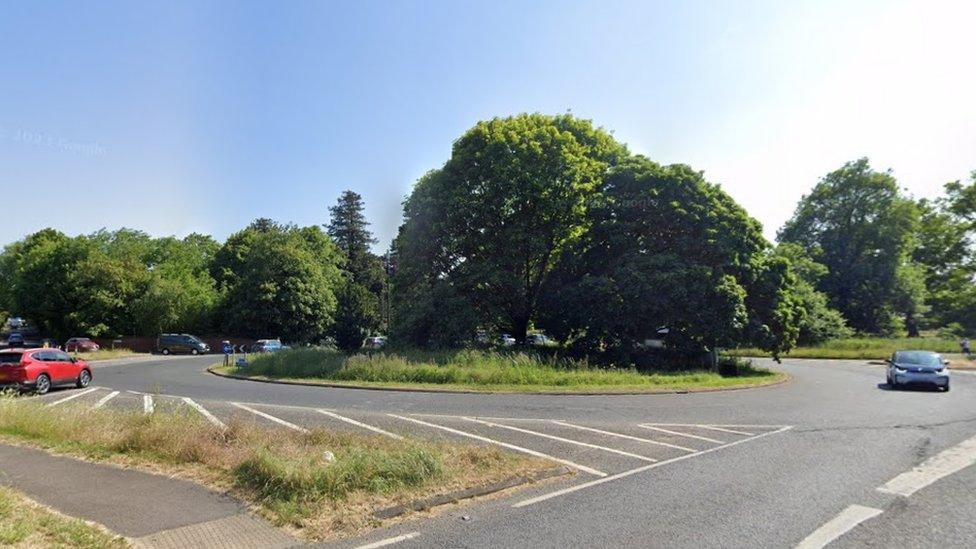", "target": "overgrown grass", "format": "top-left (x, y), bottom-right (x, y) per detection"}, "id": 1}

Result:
top-left (228, 348), bottom-right (782, 393)
top-left (729, 337), bottom-right (962, 360)
top-left (0, 398), bottom-right (545, 540)
top-left (72, 348), bottom-right (140, 361)
top-left (0, 485), bottom-right (128, 548)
